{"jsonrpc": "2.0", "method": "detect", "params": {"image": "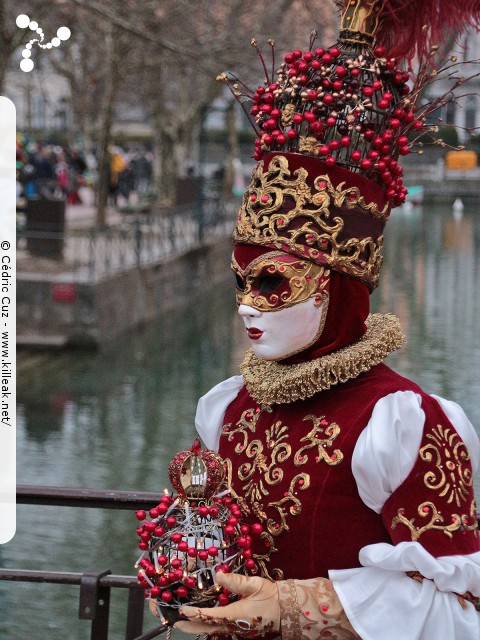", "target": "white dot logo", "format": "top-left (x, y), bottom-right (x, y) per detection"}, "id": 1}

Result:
top-left (16, 14), bottom-right (71, 72)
